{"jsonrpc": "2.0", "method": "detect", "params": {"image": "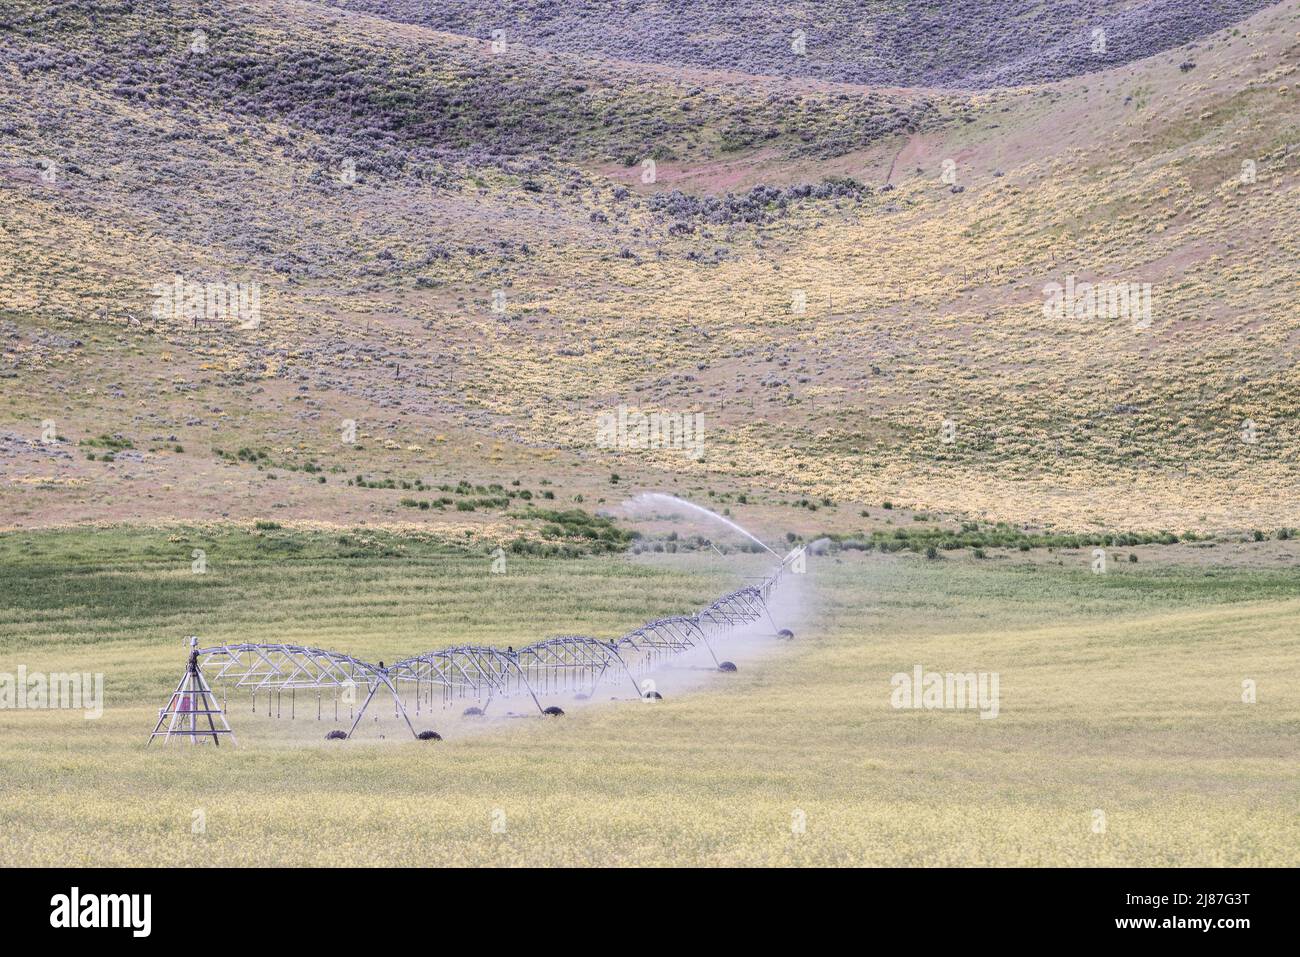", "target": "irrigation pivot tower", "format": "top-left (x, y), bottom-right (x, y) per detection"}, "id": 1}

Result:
top-left (149, 637), bottom-right (236, 746)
